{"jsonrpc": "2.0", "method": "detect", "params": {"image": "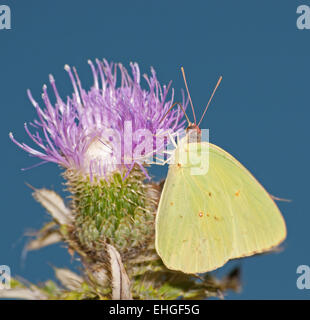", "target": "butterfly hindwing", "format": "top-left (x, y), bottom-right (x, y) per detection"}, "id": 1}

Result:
top-left (209, 144), bottom-right (286, 260)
